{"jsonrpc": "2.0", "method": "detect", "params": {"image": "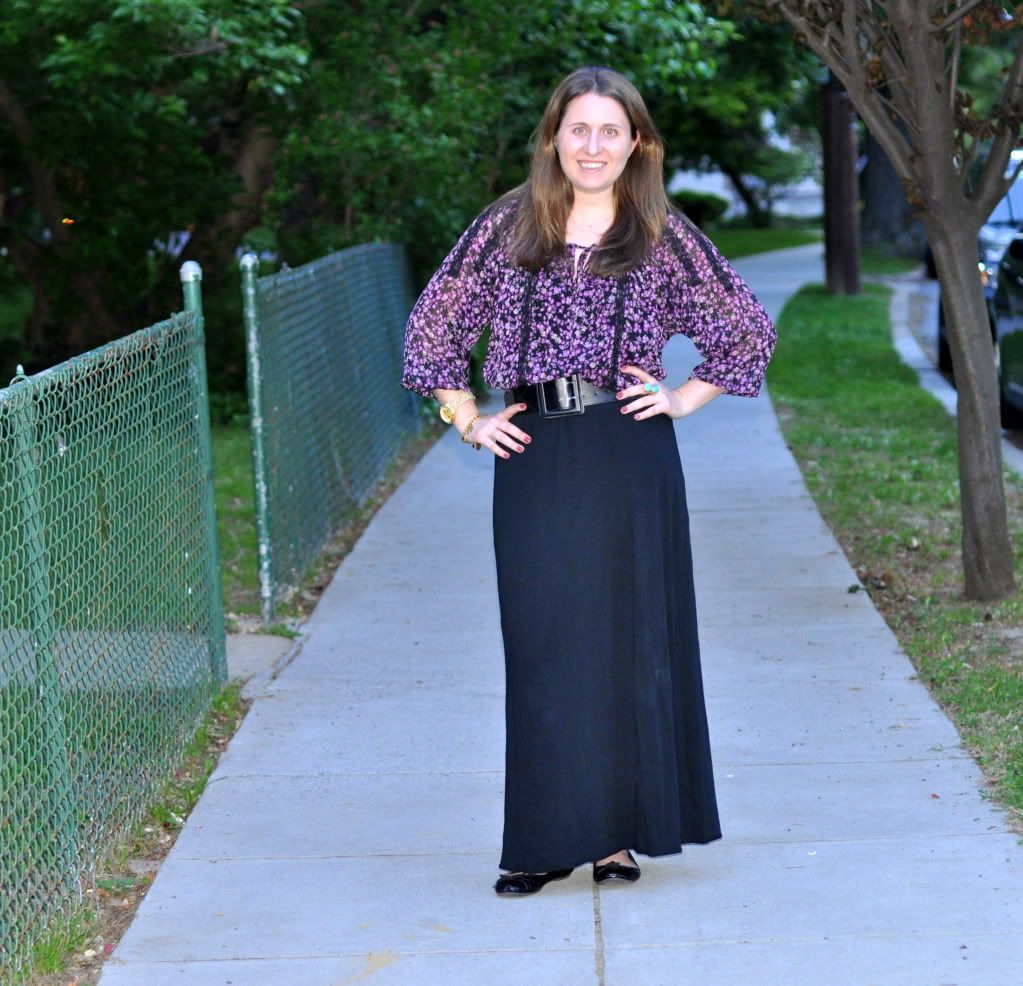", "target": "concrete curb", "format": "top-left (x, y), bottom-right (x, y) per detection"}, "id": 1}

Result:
top-left (884, 274), bottom-right (1023, 476)
top-left (226, 632), bottom-right (306, 700)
